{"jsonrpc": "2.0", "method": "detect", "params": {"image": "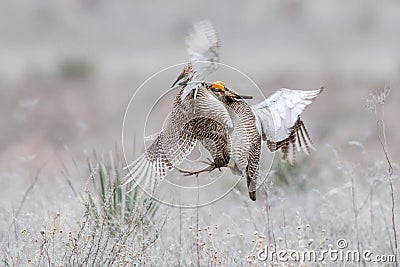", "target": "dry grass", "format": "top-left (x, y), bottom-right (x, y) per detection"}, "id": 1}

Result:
top-left (1, 151), bottom-right (168, 266)
top-left (1, 88), bottom-right (398, 266)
